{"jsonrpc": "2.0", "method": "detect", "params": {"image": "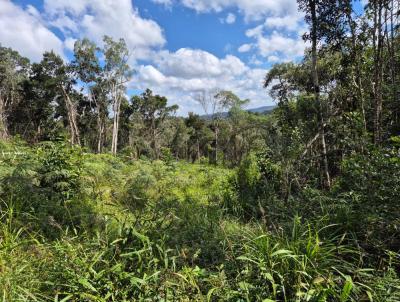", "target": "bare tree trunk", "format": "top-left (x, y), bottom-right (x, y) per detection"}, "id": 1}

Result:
top-left (61, 86), bottom-right (80, 146)
top-left (111, 98), bottom-right (120, 155)
top-left (97, 115), bottom-right (104, 154)
top-left (111, 83), bottom-right (121, 156)
top-left (0, 93), bottom-right (8, 140)
top-left (310, 0), bottom-right (331, 189)
top-left (89, 90), bottom-right (105, 154)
